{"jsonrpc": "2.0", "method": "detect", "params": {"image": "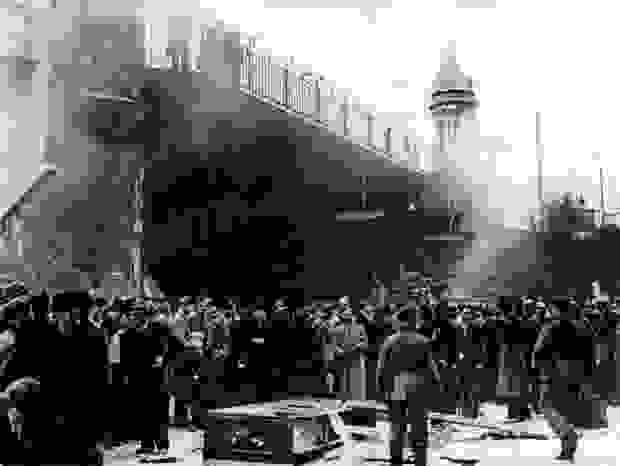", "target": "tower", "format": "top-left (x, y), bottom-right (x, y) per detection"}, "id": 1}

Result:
top-left (428, 41), bottom-right (478, 170)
